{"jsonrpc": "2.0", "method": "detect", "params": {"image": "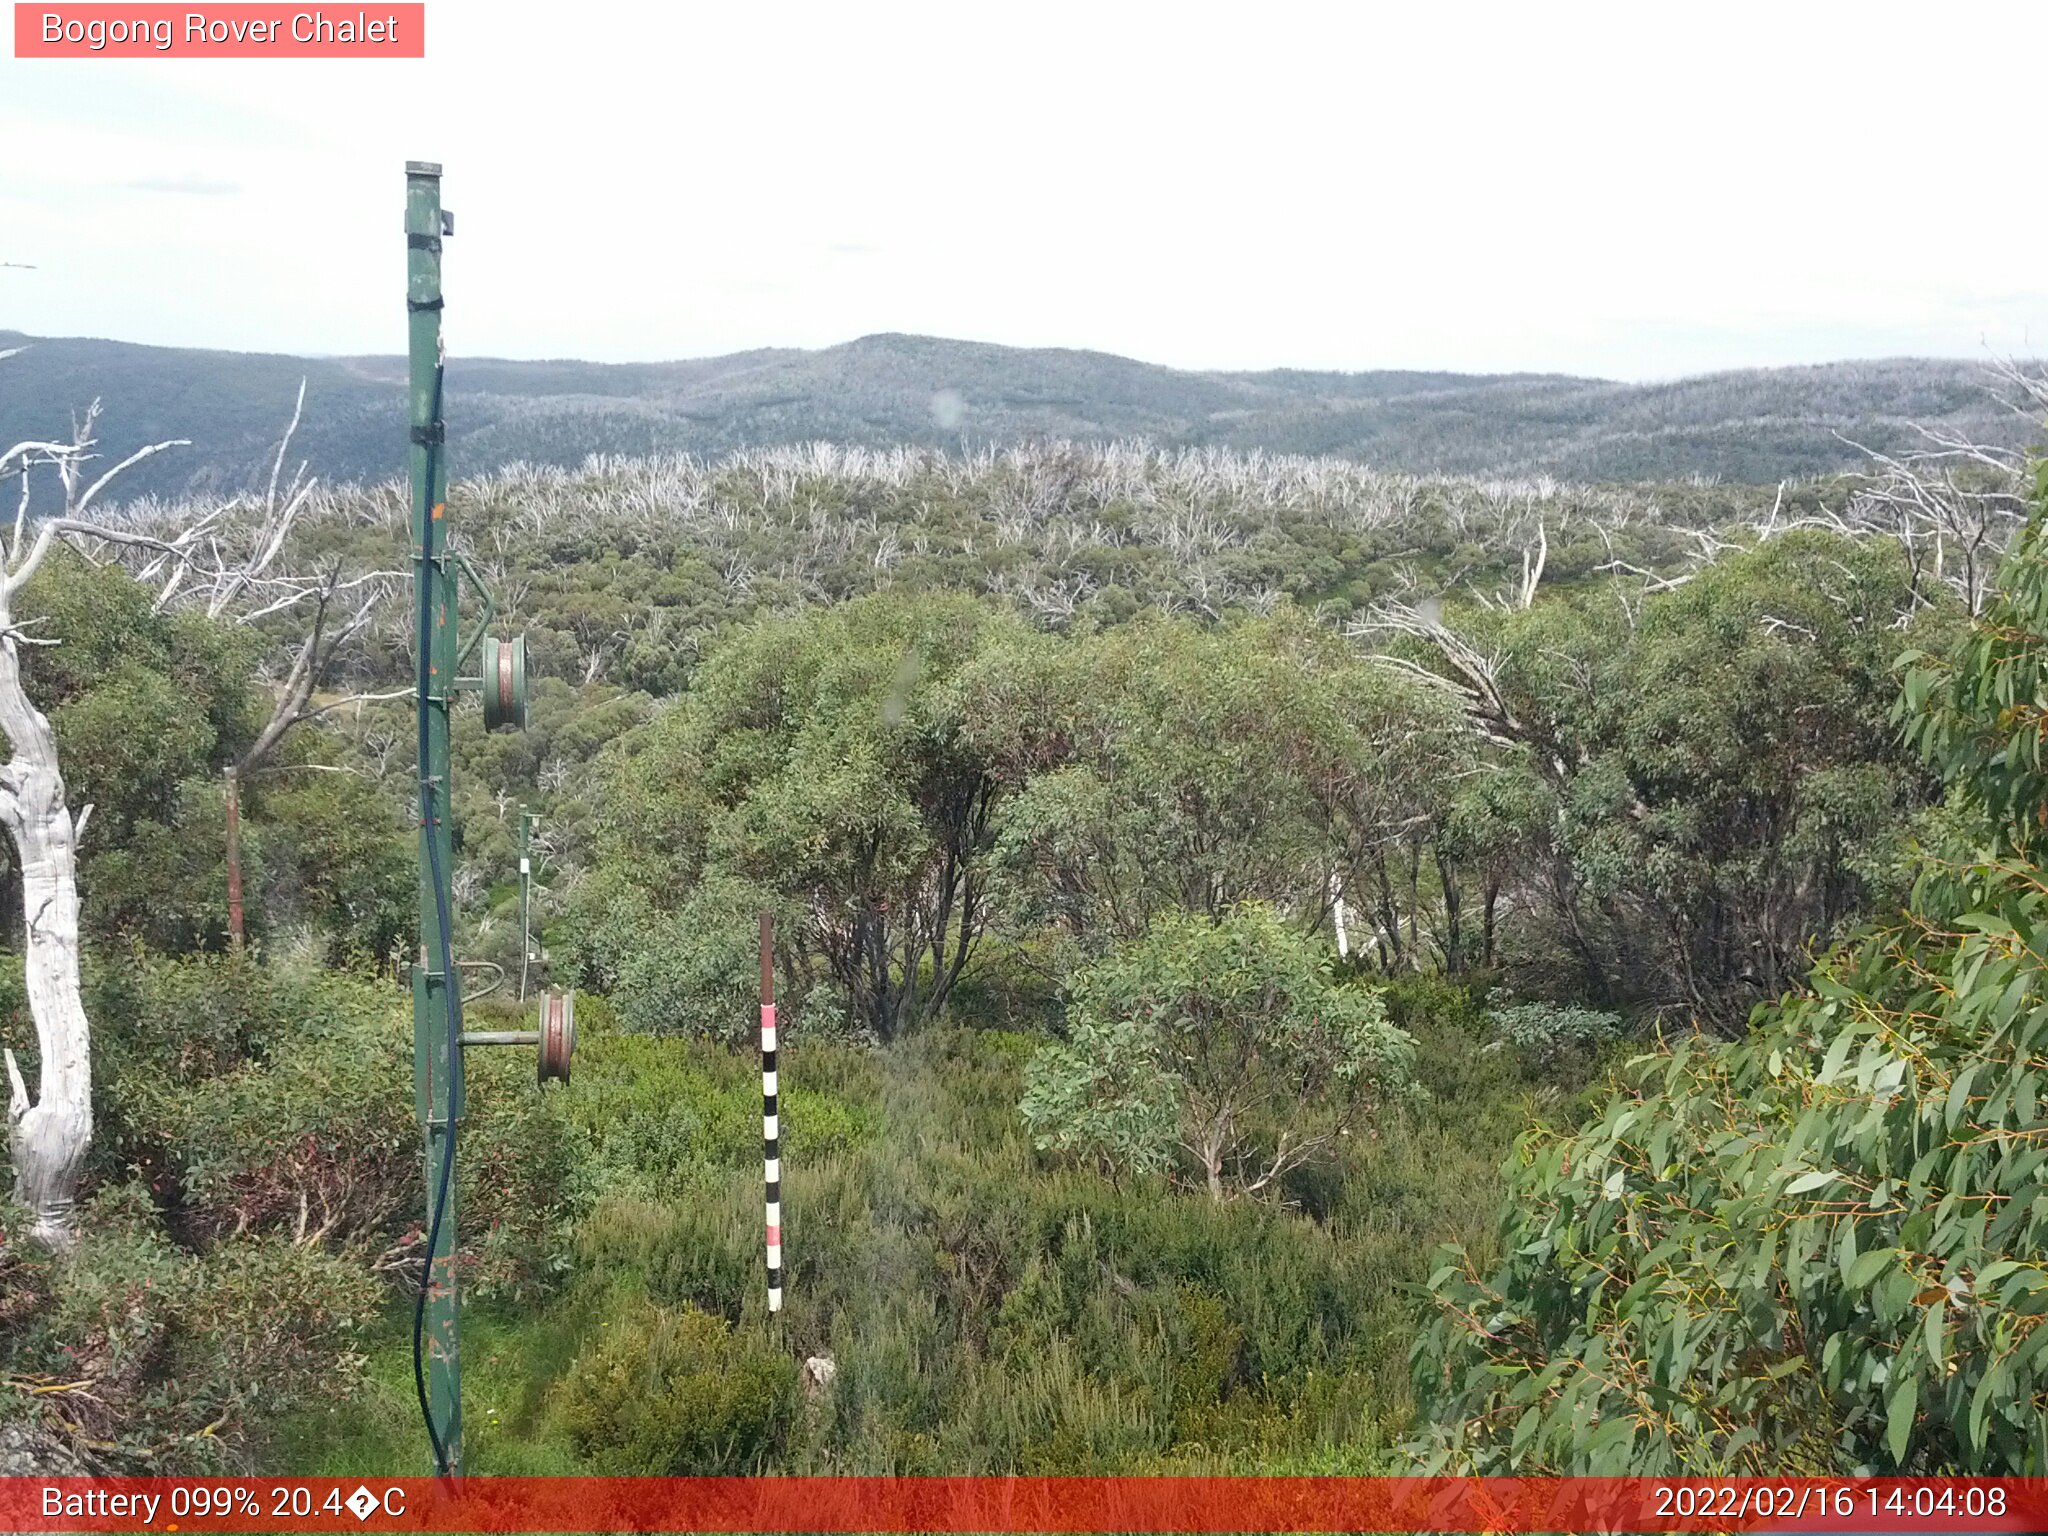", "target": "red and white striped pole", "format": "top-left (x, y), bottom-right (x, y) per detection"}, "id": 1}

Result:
top-left (760, 910), bottom-right (782, 1314)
